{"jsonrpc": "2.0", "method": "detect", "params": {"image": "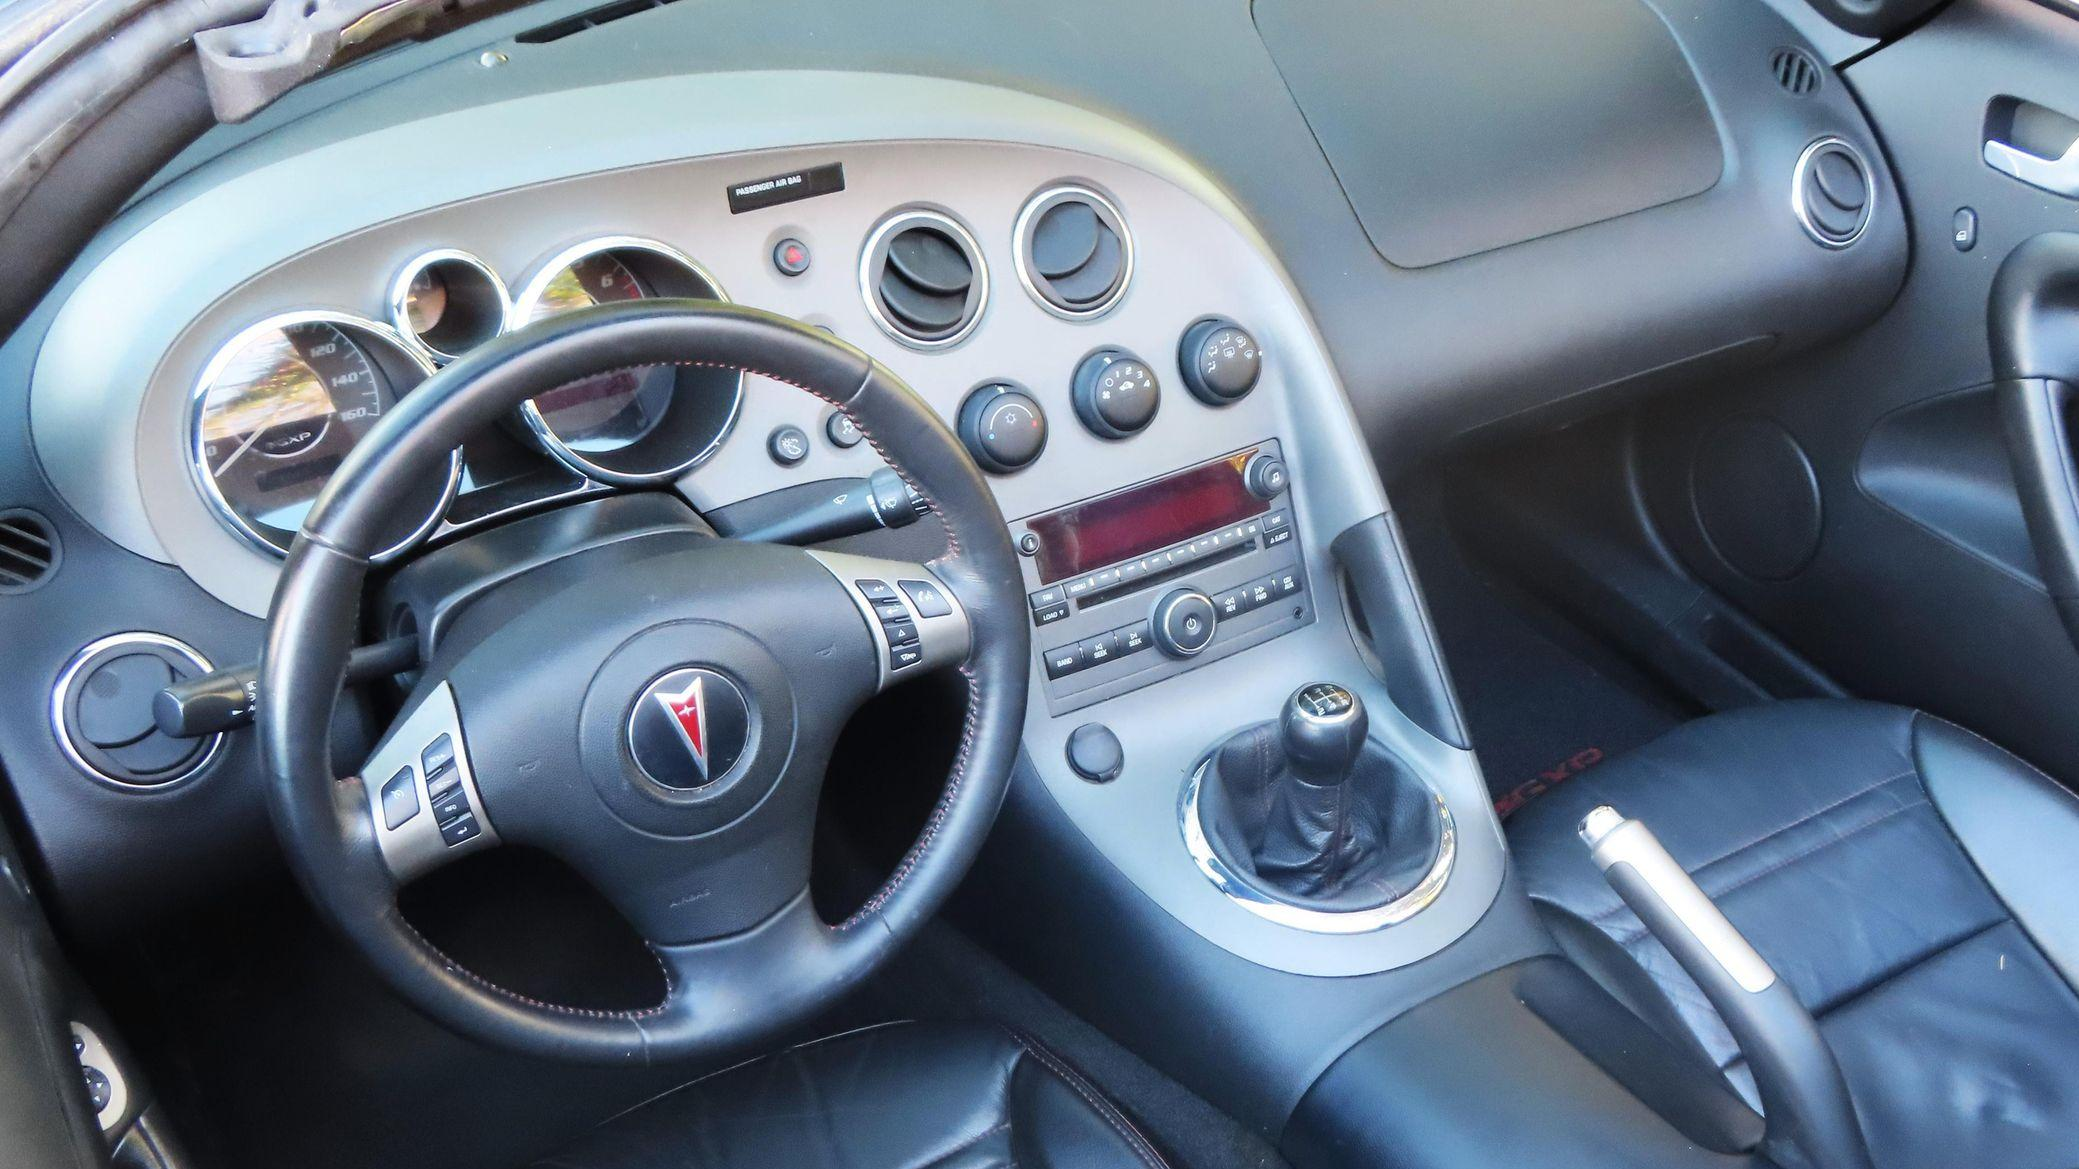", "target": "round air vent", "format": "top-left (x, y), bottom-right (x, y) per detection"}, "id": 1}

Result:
top-left (1015, 185), bottom-right (1133, 319)
top-left (0, 508), bottom-right (59, 594)
top-left (1770, 46), bottom-right (1823, 96)
top-left (1792, 137), bottom-right (1873, 249)
top-left (860, 210), bottom-right (988, 349)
